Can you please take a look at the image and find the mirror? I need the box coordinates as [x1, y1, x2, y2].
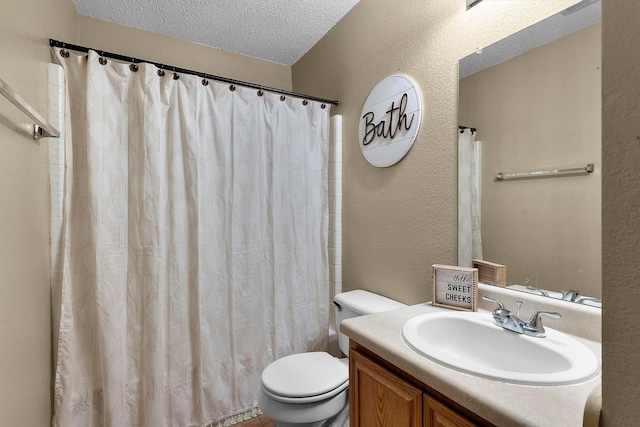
[457, 0, 601, 307]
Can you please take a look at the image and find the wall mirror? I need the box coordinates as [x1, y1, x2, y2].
[457, 0, 601, 307]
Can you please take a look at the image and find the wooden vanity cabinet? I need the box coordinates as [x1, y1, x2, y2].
[423, 393, 479, 427]
[349, 342, 492, 427]
[349, 344, 422, 427]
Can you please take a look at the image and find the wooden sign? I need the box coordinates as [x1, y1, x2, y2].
[359, 74, 422, 167]
[432, 265, 478, 311]
[473, 259, 506, 287]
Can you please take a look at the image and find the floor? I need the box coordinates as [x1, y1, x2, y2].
[235, 414, 275, 427]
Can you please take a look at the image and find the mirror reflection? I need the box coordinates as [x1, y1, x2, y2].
[457, 0, 601, 307]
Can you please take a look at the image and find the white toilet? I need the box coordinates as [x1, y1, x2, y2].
[258, 290, 406, 427]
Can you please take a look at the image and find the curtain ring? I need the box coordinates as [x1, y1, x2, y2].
[173, 73, 180, 80]
[302, 100, 308, 106]
[98, 57, 108, 65]
[257, 89, 264, 97]
[129, 64, 139, 72]
[59, 49, 70, 58]
[202, 79, 209, 86]
[280, 95, 286, 102]
[229, 85, 236, 91]
[321, 103, 326, 109]
[157, 69, 165, 77]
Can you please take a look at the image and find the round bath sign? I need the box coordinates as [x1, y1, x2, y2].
[359, 74, 422, 167]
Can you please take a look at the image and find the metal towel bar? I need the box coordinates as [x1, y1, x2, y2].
[0, 77, 60, 140]
[496, 164, 594, 181]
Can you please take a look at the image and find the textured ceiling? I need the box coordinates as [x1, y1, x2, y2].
[460, 0, 601, 78]
[72, 0, 360, 66]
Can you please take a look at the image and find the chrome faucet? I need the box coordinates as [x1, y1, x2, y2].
[561, 289, 580, 302]
[482, 296, 561, 338]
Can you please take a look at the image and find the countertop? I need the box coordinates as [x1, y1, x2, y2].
[341, 298, 601, 426]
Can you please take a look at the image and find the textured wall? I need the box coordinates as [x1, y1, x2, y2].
[292, 0, 577, 305]
[0, 0, 77, 425]
[602, 0, 640, 424]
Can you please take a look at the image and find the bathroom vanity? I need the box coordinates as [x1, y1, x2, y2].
[350, 342, 488, 426]
[341, 286, 602, 426]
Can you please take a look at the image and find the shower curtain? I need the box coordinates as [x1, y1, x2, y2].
[458, 128, 483, 267]
[51, 49, 330, 427]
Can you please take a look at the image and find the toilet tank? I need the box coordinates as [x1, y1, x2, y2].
[333, 290, 406, 356]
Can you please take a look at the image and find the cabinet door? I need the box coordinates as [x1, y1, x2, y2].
[350, 349, 422, 427]
[424, 393, 478, 427]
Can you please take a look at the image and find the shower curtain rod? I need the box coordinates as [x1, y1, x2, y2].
[49, 39, 339, 106]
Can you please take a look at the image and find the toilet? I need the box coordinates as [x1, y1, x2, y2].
[258, 290, 406, 427]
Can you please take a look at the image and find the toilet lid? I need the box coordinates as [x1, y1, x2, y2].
[261, 352, 348, 399]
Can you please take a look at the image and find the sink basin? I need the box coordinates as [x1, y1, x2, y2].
[401, 311, 599, 386]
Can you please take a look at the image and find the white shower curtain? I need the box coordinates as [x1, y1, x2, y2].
[458, 128, 483, 267]
[51, 49, 330, 427]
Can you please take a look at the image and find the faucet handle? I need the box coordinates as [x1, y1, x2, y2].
[562, 289, 580, 302]
[524, 311, 562, 338]
[482, 295, 505, 309]
[482, 296, 510, 321]
[526, 285, 550, 297]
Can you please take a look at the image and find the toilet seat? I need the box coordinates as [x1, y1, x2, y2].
[261, 352, 349, 404]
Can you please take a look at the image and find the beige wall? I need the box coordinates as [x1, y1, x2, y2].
[0, 1, 77, 425]
[77, 16, 292, 91]
[459, 24, 601, 298]
[292, 0, 579, 305]
[602, 0, 640, 424]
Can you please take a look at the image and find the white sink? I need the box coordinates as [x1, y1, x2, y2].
[401, 311, 599, 386]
